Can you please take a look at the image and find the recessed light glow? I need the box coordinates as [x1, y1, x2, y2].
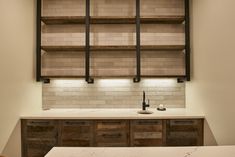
[142, 79, 177, 86]
[52, 79, 85, 87]
[97, 79, 132, 87]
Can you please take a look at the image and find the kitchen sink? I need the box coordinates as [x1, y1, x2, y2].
[137, 110, 153, 114]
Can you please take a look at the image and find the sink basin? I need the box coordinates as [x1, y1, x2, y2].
[137, 110, 153, 114]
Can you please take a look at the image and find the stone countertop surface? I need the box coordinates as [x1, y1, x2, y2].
[21, 108, 204, 119]
[45, 146, 235, 157]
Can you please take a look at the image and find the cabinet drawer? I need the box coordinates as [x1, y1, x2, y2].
[168, 120, 200, 132]
[130, 120, 164, 146]
[96, 120, 128, 131]
[60, 120, 93, 146]
[166, 138, 198, 146]
[132, 120, 162, 132]
[166, 119, 204, 146]
[95, 120, 129, 146]
[22, 120, 58, 157]
[25, 120, 58, 139]
[26, 139, 56, 157]
[96, 131, 128, 146]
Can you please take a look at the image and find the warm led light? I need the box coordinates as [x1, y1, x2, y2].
[97, 79, 132, 87]
[50, 78, 179, 87]
[142, 79, 177, 87]
[52, 79, 85, 87]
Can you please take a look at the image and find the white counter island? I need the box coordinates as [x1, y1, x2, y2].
[45, 146, 235, 157]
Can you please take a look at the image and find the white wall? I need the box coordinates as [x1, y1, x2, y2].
[0, 0, 42, 154]
[1, 0, 235, 156]
[186, 0, 235, 145]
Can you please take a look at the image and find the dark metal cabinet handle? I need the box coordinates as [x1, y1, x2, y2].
[28, 121, 50, 125]
[137, 121, 161, 125]
[102, 133, 122, 138]
[172, 120, 196, 125]
[100, 121, 122, 125]
[65, 121, 87, 125]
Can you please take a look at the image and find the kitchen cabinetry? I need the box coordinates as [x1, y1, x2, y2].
[37, 0, 190, 83]
[58, 120, 94, 146]
[130, 120, 165, 146]
[166, 119, 204, 146]
[21, 118, 203, 157]
[21, 120, 58, 157]
[95, 120, 129, 146]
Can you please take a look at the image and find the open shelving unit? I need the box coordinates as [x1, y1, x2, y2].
[37, 0, 190, 83]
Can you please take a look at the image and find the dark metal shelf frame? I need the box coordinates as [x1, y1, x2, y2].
[36, 0, 41, 82]
[185, 0, 191, 81]
[133, 0, 141, 83]
[36, 0, 191, 83]
[85, 0, 94, 83]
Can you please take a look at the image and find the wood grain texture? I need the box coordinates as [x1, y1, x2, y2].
[41, 45, 185, 51]
[94, 120, 129, 147]
[59, 120, 94, 146]
[21, 118, 204, 157]
[21, 120, 58, 157]
[130, 120, 165, 146]
[41, 16, 185, 25]
[166, 119, 204, 146]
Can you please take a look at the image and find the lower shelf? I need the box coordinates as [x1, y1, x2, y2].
[41, 50, 185, 78]
[41, 45, 185, 52]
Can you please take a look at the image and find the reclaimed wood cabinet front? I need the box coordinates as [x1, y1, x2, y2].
[166, 119, 204, 146]
[21, 118, 203, 157]
[95, 120, 129, 147]
[130, 120, 165, 146]
[21, 120, 58, 157]
[58, 120, 94, 146]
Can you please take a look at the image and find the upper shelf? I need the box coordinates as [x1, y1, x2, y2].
[41, 16, 185, 25]
[41, 45, 185, 51]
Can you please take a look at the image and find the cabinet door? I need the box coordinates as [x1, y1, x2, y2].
[166, 119, 204, 146]
[95, 120, 129, 147]
[21, 120, 58, 157]
[59, 120, 94, 146]
[130, 120, 165, 146]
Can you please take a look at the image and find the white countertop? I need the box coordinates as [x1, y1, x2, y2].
[45, 146, 235, 157]
[21, 108, 204, 119]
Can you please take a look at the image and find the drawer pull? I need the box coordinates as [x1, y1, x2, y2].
[102, 133, 122, 138]
[28, 121, 50, 125]
[100, 121, 122, 125]
[65, 121, 87, 125]
[137, 121, 161, 125]
[171, 120, 196, 125]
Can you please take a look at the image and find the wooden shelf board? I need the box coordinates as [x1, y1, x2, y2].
[41, 16, 85, 25]
[141, 15, 185, 24]
[141, 75, 186, 78]
[41, 45, 185, 52]
[41, 75, 186, 79]
[41, 76, 84, 78]
[41, 46, 85, 51]
[41, 16, 185, 25]
[91, 16, 135, 24]
[141, 45, 185, 51]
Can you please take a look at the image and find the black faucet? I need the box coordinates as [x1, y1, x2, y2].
[142, 91, 150, 111]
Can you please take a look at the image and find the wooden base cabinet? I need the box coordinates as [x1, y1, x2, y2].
[21, 118, 204, 157]
[166, 119, 204, 146]
[21, 120, 58, 157]
[130, 120, 165, 146]
[95, 120, 129, 147]
[59, 120, 94, 146]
